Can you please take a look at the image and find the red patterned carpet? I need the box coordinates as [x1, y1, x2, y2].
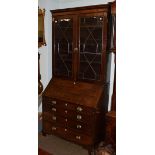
[38, 147, 53, 155]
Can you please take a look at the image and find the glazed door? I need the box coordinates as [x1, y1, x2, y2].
[78, 13, 107, 82]
[53, 16, 74, 78]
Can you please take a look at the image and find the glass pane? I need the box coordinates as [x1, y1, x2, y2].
[78, 16, 103, 81]
[54, 18, 73, 78]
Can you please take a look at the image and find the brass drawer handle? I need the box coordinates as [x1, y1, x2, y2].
[65, 110, 68, 114]
[65, 103, 68, 107]
[77, 115, 82, 120]
[65, 118, 68, 122]
[52, 116, 56, 121]
[52, 101, 56, 104]
[52, 126, 56, 131]
[64, 128, 67, 132]
[76, 136, 81, 140]
[77, 125, 82, 129]
[74, 47, 78, 52]
[77, 106, 83, 112]
[52, 108, 56, 112]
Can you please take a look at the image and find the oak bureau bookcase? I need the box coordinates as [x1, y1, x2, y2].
[42, 4, 111, 155]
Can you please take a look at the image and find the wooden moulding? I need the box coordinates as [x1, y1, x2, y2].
[50, 4, 109, 15]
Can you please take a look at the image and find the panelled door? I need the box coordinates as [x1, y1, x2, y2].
[52, 9, 108, 83]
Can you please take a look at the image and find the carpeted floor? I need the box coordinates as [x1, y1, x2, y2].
[38, 133, 88, 155]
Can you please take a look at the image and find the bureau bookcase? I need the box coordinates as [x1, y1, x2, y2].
[42, 4, 110, 155]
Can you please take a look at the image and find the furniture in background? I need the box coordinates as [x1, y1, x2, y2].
[38, 8, 45, 133]
[105, 1, 116, 152]
[38, 8, 45, 95]
[42, 2, 116, 154]
[38, 49, 43, 133]
[38, 53, 43, 95]
[105, 111, 116, 151]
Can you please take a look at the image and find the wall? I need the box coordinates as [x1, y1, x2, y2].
[38, 0, 115, 111]
[58, 0, 114, 9]
[38, 0, 59, 90]
[38, 0, 59, 111]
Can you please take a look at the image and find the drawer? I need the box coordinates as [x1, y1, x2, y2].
[43, 97, 95, 115]
[42, 112, 52, 121]
[43, 97, 58, 106]
[50, 124, 93, 145]
[50, 115, 93, 135]
[51, 108, 95, 124]
[43, 105, 95, 125]
[42, 102, 95, 124]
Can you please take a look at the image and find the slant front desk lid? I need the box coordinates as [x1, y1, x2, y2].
[43, 78, 104, 108]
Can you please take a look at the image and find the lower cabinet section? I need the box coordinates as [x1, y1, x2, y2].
[43, 122, 93, 145]
[42, 78, 107, 155]
[42, 105, 103, 146]
[42, 97, 105, 147]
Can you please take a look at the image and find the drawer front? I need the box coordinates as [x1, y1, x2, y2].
[43, 97, 95, 115]
[51, 108, 94, 124]
[43, 112, 52, 121]
[42, 97, 99, 141]
[50, 124, 93, 145]
[43, 103, 95, 124]
[50, 115, 93, 135]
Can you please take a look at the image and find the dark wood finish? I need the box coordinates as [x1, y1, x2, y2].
[38, 53, 43, 94]
[51, 4, 109, 83]
[42, 78, 107, 154]
[111, 1, 116, 15]
[108, 1, 116, 53]
[105, 1, 116, 153]
[43, 78, 104, 108]
[51, 4, 109, 15]
[105, 111, 116, 150]
[42, 4, 112, 155]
